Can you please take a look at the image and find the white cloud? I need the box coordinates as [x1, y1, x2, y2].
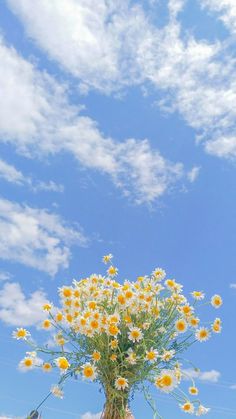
[0, 159, 25, 184]
[183, 368, 221, 383]
[0, 197, 87, 275]
[0, 271, 12, 281]
[81, 413, 102, 419]
[6, 0, 147, 94]
[201, 0, 236, 34]
[0, 158, 64, 193]
[0, 282, 47, 326]
[230, 283, 236, 289]
[187, 166, 201, 183]
[230, 384, 236, 390]
[7, 0, 236, 163]
[0, 36, 190, 204]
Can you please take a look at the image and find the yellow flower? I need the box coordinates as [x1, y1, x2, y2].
[212, 318, 222, 333]
[175, 319, 187, 333]
[82, 363, 97, 380]
[108, 323, 119, 336]
[19, 357, 34, 371]
[42, 319, 52, 330]
[189, 386, 198, 395]
[115, 376, 129, 391]
[88, 301, 97, 310]
[191, 291, 205, 301]
[155, 370, 178, 393]
[43, 303, 52, 311]
[92, 351, 101, 362]
[146, 348, 158, 363]
[189, 317, 199, 328]
[180, 402, 194, 413]
[12, 328, 30, 340]
[42, 363, 52, 373]
[110, 354, 117, 362]
[128, 327, 143, 342]
[55, 312, 63, 322]
[110, 339, 118, 349]
[55, 357, 70, 371]
[211, 295, 223, 308]
[107, 266, 118, 276]
[102, 254, 113, 264]
[195, 327, 210, 342]
[60, 286, 73, 298]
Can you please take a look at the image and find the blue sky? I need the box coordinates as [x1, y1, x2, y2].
[0, 0, 236, 418]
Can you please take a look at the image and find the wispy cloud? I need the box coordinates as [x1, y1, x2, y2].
[81, 413, 102, 419]
[183, 368, 221, 383]
[0, 271, 12, 281]
[230, 283, 236, 289]
[201, 0, 236, 34]
[6, 0, 236, 163]
[0, 35, 191, 204]
[0, 158, 63, 193]
[0, 197, 87, 275]
[0, 282, 47, 326]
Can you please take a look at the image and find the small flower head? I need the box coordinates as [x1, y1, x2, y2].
[102, 254, 113, 264]
[115, 376, 129, 391]
[43, 303, 53, 311]
[211, 294, 222, 308]
[12, 328, 30, 340]
[82, 363, 97, 380]
[19, 357, 34, 371]
[189, 386, 198, 395]
[107, 266, 118, 277]
[42, 363, 52, 373]
[55, 357, 70, 371]
[92, 351, 101, 362]
[42, 319, 52, 330]
[155, 370, 178, 393]
[175, 319, 187, 333]
[152, 268, 166, 281]
[195, 327, 210, 342]
[191, 291, 205, 301]
[51, 385, 64, 399]
[180, 402, 194, 414]
[196, 405, 210, 416]
[146, 348, 159, 363]
[128, 327, 143, 342]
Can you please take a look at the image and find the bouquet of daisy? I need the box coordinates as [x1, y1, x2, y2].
[13, 255, 222, 418]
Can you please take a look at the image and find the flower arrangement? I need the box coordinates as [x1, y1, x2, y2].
[13, 255, 222, 418]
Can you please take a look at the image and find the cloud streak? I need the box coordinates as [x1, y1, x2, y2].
[0, 197, 87, 275]
[0, 35, 191, 204]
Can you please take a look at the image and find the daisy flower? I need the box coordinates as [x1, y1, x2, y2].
[152, 268, 166, 281]
[189, 386, 198, 395]
[82, 363, 97, 380]
[196, 405, 210, 416]
[12, 328, 30, 340]
[195, 328, 210, 342]
[155, 370, 178, 393]
[211, 295, 222, 308]
[175, 319, 187, 333]
[102, 254, 113, 264]
[42, 363, 52, 373]
[128, 327, 143, 343]
[19, 357, 34, 371]
[146, 348, 159, 363]
[107, 266, 118, 277]
[191, 291, 205, 301]
[180, 402, 194, 414]
[51, 385, 64, 399]
[115, 376, 129, 391]
[55, 357, 70, 371]
[92, 351, 101, 362]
